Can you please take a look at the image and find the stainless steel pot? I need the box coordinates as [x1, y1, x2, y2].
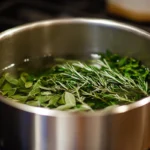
[0, 18, 150, 150]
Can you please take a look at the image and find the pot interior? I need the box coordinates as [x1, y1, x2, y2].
[0, 19, 150, 71]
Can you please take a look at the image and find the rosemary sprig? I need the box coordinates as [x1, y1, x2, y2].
[0, 51, 149, 111]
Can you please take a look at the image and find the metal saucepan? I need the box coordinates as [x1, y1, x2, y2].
[0, 18, 150, 150]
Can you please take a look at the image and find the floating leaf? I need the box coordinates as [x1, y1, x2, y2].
[39, 86, 52, 90]
[2, 83, 16, 96]
[65, 92, 76, 106]
[0, 76, 5, 87]
[47, 95, 60, 107]
[28, 88, 40, 97]
[2, 83, 12, 91]
[18, 78, 25, 88]
[58, 93, 65, 105]
[28, 80, 41, 97]
[20, 72, 28, 83]
[41, 91, 52, 96]
[11, 95, 28, 102]
[69, 104, 92, 112]
[7, 88, 17, 96]
[26, 100, 39, 106]
[35, 95, 50, 103]
[25, 82, 33, 88]
[4, 73, 18, 85]
[56, 92, 76, 110]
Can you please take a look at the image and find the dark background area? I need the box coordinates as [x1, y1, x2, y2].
[0, 0, 105, 31]
[0, 0, 150, 32]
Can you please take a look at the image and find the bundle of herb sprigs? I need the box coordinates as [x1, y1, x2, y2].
[0, 51, 150, 112]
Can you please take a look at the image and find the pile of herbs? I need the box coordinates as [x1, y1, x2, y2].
[0, 51, 150, 112]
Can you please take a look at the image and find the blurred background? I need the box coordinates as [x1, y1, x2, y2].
[0, 0, 150, 32]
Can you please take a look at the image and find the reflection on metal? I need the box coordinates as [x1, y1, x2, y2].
[2, 63, 15, 71]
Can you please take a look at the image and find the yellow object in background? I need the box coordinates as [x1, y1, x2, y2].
[107, 0, 150, 22]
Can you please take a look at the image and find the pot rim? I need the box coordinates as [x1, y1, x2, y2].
[0, 18, 150, 117]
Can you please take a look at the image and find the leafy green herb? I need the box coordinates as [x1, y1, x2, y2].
[2, 83, 16, 96]
[11, 95, 28, 103]
[56, 92, 76, 110]
[46, 95, 60, 107]
[0, 51, 150, 111]
[25, 82, 33, 88]
[4, 73, 18, 85]
[0, 76, 5, 87]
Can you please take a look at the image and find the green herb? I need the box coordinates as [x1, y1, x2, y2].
[0, 51, 149, 111]
[4, 73, 18, 85]
[56, 92, 76, 110]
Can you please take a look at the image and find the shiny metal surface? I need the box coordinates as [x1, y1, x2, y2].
[0, 18, 150, 150]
